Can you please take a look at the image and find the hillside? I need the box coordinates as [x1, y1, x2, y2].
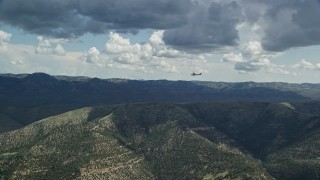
[1, 73, 318, 133]
[1, 102, 320, 179]
[0, 104, 82, 133]
[0, 73, 312, 109]
[0, 113, 22, 133]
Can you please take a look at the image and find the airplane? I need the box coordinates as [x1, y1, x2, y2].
[191, 72, 202, 76]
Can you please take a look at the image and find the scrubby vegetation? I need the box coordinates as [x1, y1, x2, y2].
[1, 102, 319, 179]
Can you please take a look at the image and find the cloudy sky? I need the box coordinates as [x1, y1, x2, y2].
[1, 0, 320, 82]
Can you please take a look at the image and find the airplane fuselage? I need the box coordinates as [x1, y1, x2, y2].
[191, 73, 202, 76]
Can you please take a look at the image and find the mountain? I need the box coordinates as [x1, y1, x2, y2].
[0, 103, 271, 179]
[1, 73, 320, 179]
[0, 104, 83, 133]
[1, 72, 319, 133]
[1, 102, 320, 179]
[0, 73, 313, 108]
[0, 113, 22, 133]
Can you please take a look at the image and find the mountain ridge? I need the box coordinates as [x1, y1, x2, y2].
[1, 73, 320, 179]
[1, 102, 320, 179]
[0, 73, 313, 107]
[1, 72, 316, 133]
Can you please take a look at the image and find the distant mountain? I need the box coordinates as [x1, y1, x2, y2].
[0, 113, 22, 133]
[2, 72, 320, 133]
[0, 73, 315, 106]
[1, 102, 319, 179]
[0, 73, 313, 108]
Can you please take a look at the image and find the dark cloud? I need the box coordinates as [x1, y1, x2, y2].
[0, 0, 192, 38]
[77, 0, 192, 29]
[163, 1, 241, 50]
[2, 0, 320, 52]
[242, 0, 320, 51]
[0, 0, 84, 37]
[0, 0, 242, 51]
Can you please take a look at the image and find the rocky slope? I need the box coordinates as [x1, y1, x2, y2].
[1, 102, 320, 179]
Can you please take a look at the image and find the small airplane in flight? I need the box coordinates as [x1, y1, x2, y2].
[191, 72, 202, 76]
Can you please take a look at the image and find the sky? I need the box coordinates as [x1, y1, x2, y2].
[0, 0, 320, 83]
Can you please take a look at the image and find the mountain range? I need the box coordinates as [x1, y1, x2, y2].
[1, 72, 319, 109]
[0, 73, 320, 179]
[1, 72, 320, 133]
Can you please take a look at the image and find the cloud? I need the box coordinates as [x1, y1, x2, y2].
[106, 32, 142, 55]
[222, 41, 266, 66]
[151, 60, 179, 73]
[10, 59, 24, 65]
[292, 59, 320, 71]
[0, 0, 244, 51]
[223, 41, 289, 74]
[104, 31, 192, 73]
[234, 58, 269, 73]
[2, 0, 320, 52]
[0, 42, 93, 76]
[265, 64, 290, 75]
[82, 31, 207, 73]
[222, 52, 244, 63]
[0, 30, 12, 47]
[241, 0, 320, 51]
[35, 36, 67, 56]
[0, 0, 192, 37]
[80, 47, 100, 63]
[163, 1, 241, 51]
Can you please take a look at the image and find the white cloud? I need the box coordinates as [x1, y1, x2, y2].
[292, 59, 320, 71]
[80, 47, 100, 63]
[222, 41, 289, 74]
[106, 32, 141, 54]
[35, 36, 67, 56]
[0, 30, 12, 49]
[265, 63, 290, 75]
[0, 42, 92, 76]
[222, 52, 244, 63]
[242, 41, 263, 58]
[149, 31, 185, 59]
[235, 58, 270, 72]
[103, 31, 206, 73]
[152, 60, 179, 73]
[80, 47, 113, 68]
[10, 59, 24, 65]
[116, 64, 148, 73]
